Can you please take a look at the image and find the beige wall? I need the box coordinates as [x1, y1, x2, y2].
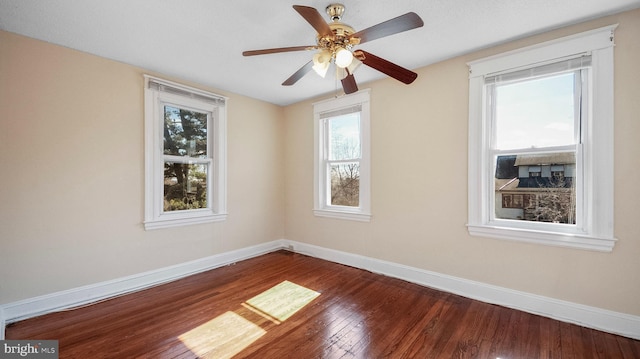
[284, 9, 640, 316]
[0, 31, 285, 304]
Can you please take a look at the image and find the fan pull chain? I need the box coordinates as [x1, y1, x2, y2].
[335, 65, 341, 98]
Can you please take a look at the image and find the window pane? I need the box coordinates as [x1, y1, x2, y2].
[164, 162, 208, 211]
[495, 153, 575, 224]
[330, 163, 359, 207]
[164, 106, 208, 158]
[494, 72, 576, 150]
[328, 113, 360, 160]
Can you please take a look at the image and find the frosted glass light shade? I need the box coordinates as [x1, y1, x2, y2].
[335, 48, 353, 68]
[313, 51, 332, 77]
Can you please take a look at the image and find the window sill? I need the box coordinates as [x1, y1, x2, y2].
[144, 213, 227, 230]
[467, 224, 616, 252]
[314, 209, 371, 222]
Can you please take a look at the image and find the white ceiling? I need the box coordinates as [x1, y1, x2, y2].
[1, 0, 638, 106]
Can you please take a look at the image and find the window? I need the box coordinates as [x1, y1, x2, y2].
[467, 25, 617, 251]
[314, 90, 371, 221]
[144, 75, 227, 230]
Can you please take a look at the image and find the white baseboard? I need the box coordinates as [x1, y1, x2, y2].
[284, 239, 640, 340]
[2, 238, 638, 341]
[1, 240, 286, 339]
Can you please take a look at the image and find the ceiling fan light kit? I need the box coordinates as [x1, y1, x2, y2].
[243, 3, 424, 95]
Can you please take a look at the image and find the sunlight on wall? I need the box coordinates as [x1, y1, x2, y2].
[178, 280, 320, 358]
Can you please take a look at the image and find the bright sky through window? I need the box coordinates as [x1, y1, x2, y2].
[329, 113, 361, 160]
[495, 72, 576, 150]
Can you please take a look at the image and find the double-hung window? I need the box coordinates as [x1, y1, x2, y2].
[488, 58, 586, 226]
[144, 76, 227, 230]
[467, 25, 617, 251]
[314, 90, 371, 222]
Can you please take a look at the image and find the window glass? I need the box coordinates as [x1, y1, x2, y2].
[492, 71, 579, 225]
[163, 163, 208, 212]
[330, 162, 360, 206]
[327, 113, 361, 208]
[494, 72, 576, 150]
[328, 113, 361, 160]
[495, 153, 576, 224]
[163, 106, 208, 158]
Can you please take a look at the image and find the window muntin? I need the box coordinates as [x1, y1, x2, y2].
[144, 75, 227, 230]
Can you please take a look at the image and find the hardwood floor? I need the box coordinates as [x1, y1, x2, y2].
[6, 250, 640, 358]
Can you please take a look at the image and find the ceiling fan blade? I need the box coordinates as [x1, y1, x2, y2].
[341, 69, 359, 94]
[282, 60, 314, 86]
[354, 50, 418, 84]
[350, 12, 424, 44]
[293, 5, 333, 37]
[243, 46, 315, 56]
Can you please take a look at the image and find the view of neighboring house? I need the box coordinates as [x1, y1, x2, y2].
[495, 153, 576, 223]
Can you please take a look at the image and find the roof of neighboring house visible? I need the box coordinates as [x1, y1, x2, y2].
[495, 155, 518, 179]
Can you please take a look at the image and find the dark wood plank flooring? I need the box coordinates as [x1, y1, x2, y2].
[6, 250, 640, 358]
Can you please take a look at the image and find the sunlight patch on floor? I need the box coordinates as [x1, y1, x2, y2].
[178, 280, 320, 358]
[245, 280, 321, 322]
[178, 311, 266, 359]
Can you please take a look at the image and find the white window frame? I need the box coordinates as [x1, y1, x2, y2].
[466, 25, 617, 251]
[144, 75, 228, 230]
[313, 90, 371, 222]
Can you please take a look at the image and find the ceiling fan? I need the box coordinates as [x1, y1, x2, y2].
[242, 4, 424, 95]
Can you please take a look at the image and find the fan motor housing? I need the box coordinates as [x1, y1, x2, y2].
[317, 4, 359, 52]
[317, 24, 357, 52]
